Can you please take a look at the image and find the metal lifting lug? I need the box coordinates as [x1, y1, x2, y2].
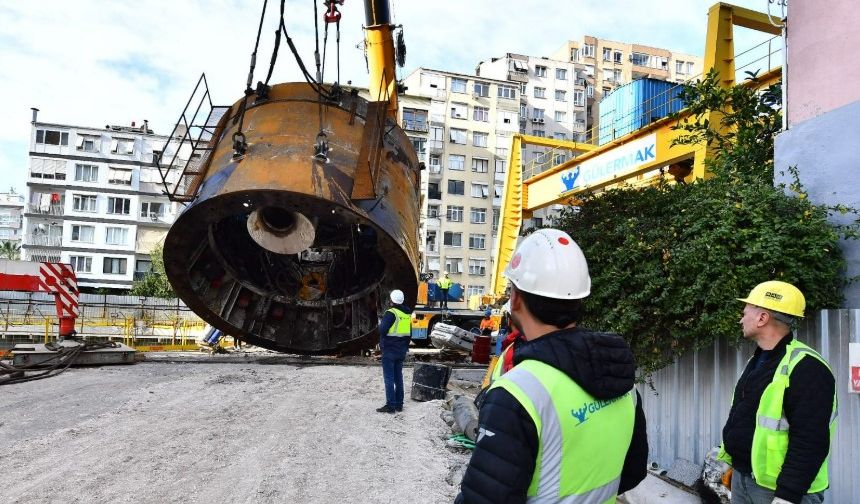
[254, 81, 271, 103]
[313, 132, 329, 161]
[232, 132, 248, 159]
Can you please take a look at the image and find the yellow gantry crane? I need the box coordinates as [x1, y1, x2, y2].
[490, 2, 784, 297]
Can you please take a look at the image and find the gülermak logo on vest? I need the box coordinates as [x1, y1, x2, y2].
[559, 134, 657, 193]
[570, 393, 629, 426]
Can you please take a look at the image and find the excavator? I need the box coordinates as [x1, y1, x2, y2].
[156, 0, 419, 354]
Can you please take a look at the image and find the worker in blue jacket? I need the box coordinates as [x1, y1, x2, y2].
[377, 289, 413, 413]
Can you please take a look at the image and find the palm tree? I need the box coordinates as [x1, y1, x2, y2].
[0, 240, 21, 260]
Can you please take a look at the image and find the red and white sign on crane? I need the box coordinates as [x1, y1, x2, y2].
[0, 259, 79, 336]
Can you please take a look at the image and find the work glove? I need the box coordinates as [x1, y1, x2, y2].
[721, 467, 733, 490]
[771, 499, 793, 504]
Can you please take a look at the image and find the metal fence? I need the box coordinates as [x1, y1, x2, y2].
[640, 309, 860, 502]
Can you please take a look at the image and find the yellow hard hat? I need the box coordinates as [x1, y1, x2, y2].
[737, 281, 805, 318]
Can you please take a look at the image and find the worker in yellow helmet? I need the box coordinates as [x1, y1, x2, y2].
[718, 281, 836, 504]
[456, 229, 647, 503]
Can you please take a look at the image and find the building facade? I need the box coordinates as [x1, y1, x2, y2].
[402, 69, 520, 302]
[551, 37, 702, 140]
[0, 190, 25, 251]
[23, 114, 182, 290]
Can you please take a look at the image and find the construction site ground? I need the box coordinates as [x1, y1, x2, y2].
[0, 352, 473, 503]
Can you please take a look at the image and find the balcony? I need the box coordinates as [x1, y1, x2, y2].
[428, 140, 444, 154]
[402, 119, 429, 133]
[23, 234, 62, 247]
[572, 121, 587, 133]
[493, 197, 501, 207]
[26, 203, 64, 216]
[425, 243, 440, 255]
[507, 70, 529, 83]
[494, 170, 506, 182]
[427, 190, 442, 201]
[427, 165, 442, 178]
[134, 271, 149, 281]
[425, 217, 441, 228]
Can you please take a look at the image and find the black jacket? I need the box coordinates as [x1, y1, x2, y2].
[721, 334, 835, 503]
[455, 328, 648, 504]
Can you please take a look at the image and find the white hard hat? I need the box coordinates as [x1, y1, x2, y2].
[503, 229, 591, 299]
[390, 289, 405, 304]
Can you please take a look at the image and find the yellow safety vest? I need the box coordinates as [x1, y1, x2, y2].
[385, 308, 412, 337]
[718, 339, 836, 493]
[489, 343, 514, 384]
[491, 359, 636, 503]
[438, 277, 452, 289]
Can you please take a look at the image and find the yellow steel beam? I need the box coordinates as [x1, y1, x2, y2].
[517, 134, 598, 153]
[365, 25, 398, 119]
[490, 135, 524, 297]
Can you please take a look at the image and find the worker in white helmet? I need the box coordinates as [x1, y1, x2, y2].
[456, 229, 648, 503]
[376, 289, 413, 413]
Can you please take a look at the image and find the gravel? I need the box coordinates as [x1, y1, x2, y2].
[0, 362, 471, 503]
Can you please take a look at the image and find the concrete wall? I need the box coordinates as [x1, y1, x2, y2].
[787, 0, 860, 126]
[775, 99, 860, 308]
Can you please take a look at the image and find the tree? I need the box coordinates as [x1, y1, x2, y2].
[0, 241, 21, 260]
[129, 243, 175, 298]
[552, 70, 857, 375]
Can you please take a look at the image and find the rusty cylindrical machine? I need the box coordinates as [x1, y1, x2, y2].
[163, 83, 420, 354]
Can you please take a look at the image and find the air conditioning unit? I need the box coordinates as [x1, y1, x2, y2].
[538, 118, 545, 124]
[454, 113, 463, 118]
[531, 118, 541, 123]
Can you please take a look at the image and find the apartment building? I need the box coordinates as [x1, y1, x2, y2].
[23, 113, 184, 290]
[551, 37, 703, 139]
[402, 69, 520, 302]
[0, 190, 25, 249]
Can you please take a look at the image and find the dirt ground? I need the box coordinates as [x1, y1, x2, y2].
[0, 361, 471, 503]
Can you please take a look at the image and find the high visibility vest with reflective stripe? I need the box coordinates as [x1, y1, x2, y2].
[385, 308, 412, 337]
[438, 278, 452, 289]
[750, 340, 836, 492]
[490, 343, 514, 384]
[490, 359, 636, 503]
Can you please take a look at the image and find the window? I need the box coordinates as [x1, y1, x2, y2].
[428, 182, 441, 199]
[71, 225, 95, 243]
[534, 87, 546, 99]
[451, 78, 467, 93]
[105, 227, 129, 245]
[445, 257, 464, 274]
[473, 106, 489, 122]
[586, 85, 594, 98]
[555, 68, 567, 80]
[466, 285, 485, 298]
[495, 146, 508, 159]
[468, 257, 487, 274]
[107, 197, 131, 215]
[603, 68, 615, 81]
[614, 69, 622, 84]
[554, 133, 567, 141]
[473, 132, 488, 148]
[533, 108, 545, 120]
[582, 44, 595, 58]
[492, 208, 500, 230]
[449, 128, 467, 144]
[472, 158, 489, 173]
[447, 180, 464, 195]
[446, 205, 464, 222]
[111, 138, 134, 155]
[72, 194, 97, 213]
[410, 136, 427, 157]
[108, 167, 132, 185]
[570, 48, 580, 62]
[494, 183, 504, 198]
[470, 207, 487, 224]
[495, 159, 506, 174]
[474, 82, 490, 97]
[402, 108, 428, 131]
[103, 257, 128, 275]
[534, 65, 548, 77]
[497, 110, 516, 125]
[428, 204, 440, 218]
[450, 103, 468, 119]
[448, 154, 465, 171]
[469, 235, 486, 251]
[69, 256, 92, 274]
[555, 111, 567, 122]
[36, 129, 69, 146]
[687, 62, 694, 75]
[603, 47, 612, 61]
[428, 155, 441, 173]
[73, 164, 98, 182]
[533, 217, 544, 227]
[584, 65, 595, 76]
[471, 182, 489, 198]
[573, 90, 585, 106]
[497, 85, 517, 100]
[135, 259, 152, 274]
[533, 129, 546, 137]
[555, 90, 567, 102]
[633, 52, 651, 67]
[614, 51, 623, 64]
[429, 126, 444, 150]
[75, 135, 99, 152]
[443, 231, 462, 247]
[422, 72, 447, 89]
[141, 201, 165, 219]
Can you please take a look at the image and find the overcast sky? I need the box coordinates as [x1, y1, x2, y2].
[0, 0, 783, 195]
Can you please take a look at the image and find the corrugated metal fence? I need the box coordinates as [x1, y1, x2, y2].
[640, 309, 860, 502]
